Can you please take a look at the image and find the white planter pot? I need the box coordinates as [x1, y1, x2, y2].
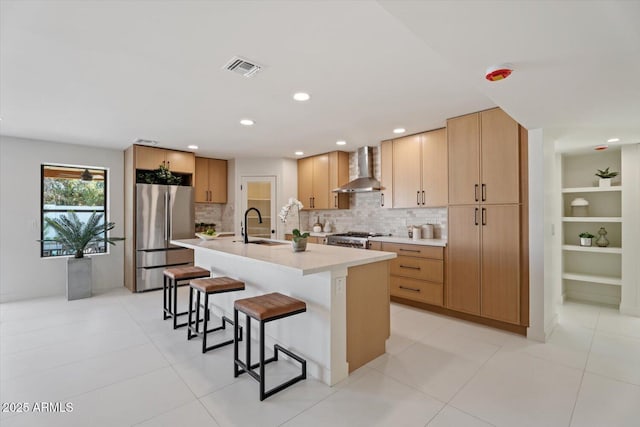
[599, 178, 612, 187]
[67, 257, 92, 300]
[579, 237, 593, 247]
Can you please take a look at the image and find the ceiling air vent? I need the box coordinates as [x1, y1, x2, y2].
[223, 56, 262, 77]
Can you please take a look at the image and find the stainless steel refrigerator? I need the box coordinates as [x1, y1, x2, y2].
[136, 184, 194, 291]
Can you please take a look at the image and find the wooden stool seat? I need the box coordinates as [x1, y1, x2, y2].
[187, 277, 245, 353]
[164, 266, 210, 281]
[234, 293, 306, 321]
[163, 266, 210, 329]
[190, 277, 245, 294]
[234, 292, 307, 400]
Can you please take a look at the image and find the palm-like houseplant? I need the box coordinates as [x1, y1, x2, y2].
[43, 212, 123, 299]
[44, 211, 122, 258]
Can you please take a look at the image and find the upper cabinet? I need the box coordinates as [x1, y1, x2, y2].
[298, 151, 349, 210]
[390, 128, 448, 209]
[448, 108, 519, 205]
[380, 140, 393, 209]
[194, 157, 227, 203]
[134, 145, 195, 175]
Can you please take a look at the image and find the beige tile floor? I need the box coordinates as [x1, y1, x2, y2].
[1, 288, 639, 426]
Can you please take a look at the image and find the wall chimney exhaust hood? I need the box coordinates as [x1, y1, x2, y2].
[333, 146, 381, 193]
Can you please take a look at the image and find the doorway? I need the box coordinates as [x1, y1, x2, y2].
[240, 176, 277, 240]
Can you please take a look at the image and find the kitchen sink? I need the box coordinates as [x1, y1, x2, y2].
[234, 240, 288, 246]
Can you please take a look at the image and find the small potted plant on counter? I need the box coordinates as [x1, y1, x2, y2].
[291, 229, 311, 252]
[579, 232, 595, 247]
[595, 167, 618, 187]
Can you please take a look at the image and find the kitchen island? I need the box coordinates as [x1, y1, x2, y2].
[171, 237, 396, 385]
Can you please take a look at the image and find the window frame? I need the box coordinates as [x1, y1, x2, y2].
[40, 164, 109, 258]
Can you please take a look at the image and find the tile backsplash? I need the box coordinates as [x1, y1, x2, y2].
[195, 203, 234, 232]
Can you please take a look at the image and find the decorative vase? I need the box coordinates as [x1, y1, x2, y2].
[596, 227, 610, 247]
[599, 178, 612, 188]
[292, 238, 308, 252]
[67, 257, 92, 300]
[579, 237, 592, 247]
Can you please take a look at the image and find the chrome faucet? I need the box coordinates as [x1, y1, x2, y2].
[243, 207, 263, 244]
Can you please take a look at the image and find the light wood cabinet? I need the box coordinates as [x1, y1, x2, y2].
[298, 151, 349, 210]
[379, 140, 393, 208]
[448, 108, 519, 206]
[391, 128, 448, 208]
[284, 234, 322, 244]
[134, 145, 195, 174]
[194, 157, 227, 203]
[446, 205, 521, 324]
[383, 242, 444, 307]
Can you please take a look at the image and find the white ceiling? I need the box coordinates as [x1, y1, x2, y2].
[1, 0, 639, 158]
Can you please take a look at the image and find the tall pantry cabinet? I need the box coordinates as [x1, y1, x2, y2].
[447, 108, 528, 326]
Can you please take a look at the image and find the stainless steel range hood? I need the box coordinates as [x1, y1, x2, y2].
[333, 146, 381, 193]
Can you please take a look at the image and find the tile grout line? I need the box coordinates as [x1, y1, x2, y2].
[566, 306, 600, 427]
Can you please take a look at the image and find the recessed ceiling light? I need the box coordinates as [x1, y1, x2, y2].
[188, 145, 198, 150]
[294, 151, 304, 156]
[293, 92, 311, 101]
[336, 140, 347, 146]
[607, 138, 620, 143]
[393, 128, 406, 134]
[240, 119, 255, 126]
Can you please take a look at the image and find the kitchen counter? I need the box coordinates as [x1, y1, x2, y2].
[172, 237, 395, 275]
[171, 237, 396, 385]
[369, 236, 447, 247]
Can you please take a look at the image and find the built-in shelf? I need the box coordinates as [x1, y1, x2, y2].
[562, 272, 622, 286]
[562, 217, 622, 223]
[562, 245, 622, 254]
[562, 186, 622, 193]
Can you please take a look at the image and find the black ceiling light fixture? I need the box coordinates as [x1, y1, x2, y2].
[80, 168, 93, 181]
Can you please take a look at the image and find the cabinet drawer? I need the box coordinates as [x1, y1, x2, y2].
[390, 276, 443, 306]
[390, 256, 443, 282]
[382, 243, 443, 260]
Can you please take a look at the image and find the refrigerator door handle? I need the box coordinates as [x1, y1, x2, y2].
[164, 192, 169, 243]
[167, 192, 172, 242]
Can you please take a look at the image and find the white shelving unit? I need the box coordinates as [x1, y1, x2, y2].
[561, 149, 622, 307]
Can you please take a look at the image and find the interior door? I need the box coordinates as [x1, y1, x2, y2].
[241, 176, 277, 240]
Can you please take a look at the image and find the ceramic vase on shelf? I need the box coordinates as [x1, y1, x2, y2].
[596, 227, 610, 247]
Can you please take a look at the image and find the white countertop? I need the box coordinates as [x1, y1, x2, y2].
[171, 237, 396, 275]
[369, 236, 447, 247]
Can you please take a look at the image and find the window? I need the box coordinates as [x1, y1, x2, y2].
[41, 165, 108, 257]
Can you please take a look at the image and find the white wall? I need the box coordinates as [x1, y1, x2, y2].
[233, 157, 297, 240]
[621, 144, 640, 316]
[0, 136, 124, 302]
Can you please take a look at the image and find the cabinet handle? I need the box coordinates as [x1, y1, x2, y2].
[399, 285, 421, 293]
[334, 195, 338, 208]
[309, 197, 313, 209]
[482, 207, 487, 226]
[422, 190, 425, 205]
[474, 184, 479, 202]
[312, 196, 315, 208]
[167, 160, 170, 170]
[417, 190, 420, 205]
[474, 207, 479, 226]
[482, 184, 486, 202]
[208, 190, 211, 202]
[380, 193, 384, 207]
[400, 265, 421, 270]
[399, 248, 420, 253]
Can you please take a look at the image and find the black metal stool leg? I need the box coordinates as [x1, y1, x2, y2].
[259, 320, 266, 401]
[187, 287, 195, 340]
[234, 308, 241, 377]
[202, 293, 209, 352]
[163, 275, 169, 320]
[195, 290, 201, 333]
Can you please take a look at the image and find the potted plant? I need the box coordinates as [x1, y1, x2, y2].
[43, 212, 123, 300]
[579, 232, 595, 247]
[595, 167, 618, 187]
[291, 229, 311, 252]
[279, 197, 310, 252]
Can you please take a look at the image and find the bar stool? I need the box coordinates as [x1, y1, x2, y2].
[187, 277, 245, 353]
[163, 266, 210, 329]
[233, 292, 307, 401]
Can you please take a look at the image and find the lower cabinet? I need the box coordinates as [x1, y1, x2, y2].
[284, 234, 323, 244]
[382, 242, 444, 307]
